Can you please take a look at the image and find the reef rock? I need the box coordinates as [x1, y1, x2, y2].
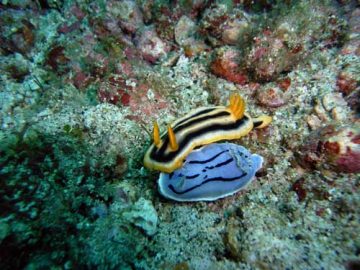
[211, 47, 248, 84]
[106, 0, 144, 34]
[175, 15, 197, 46]
[221, 17, 251, 45]
[137, 28, 170, 63]
[123, 198, 158, 236]
[200, 4, 252, 46]
[297, 124, 360, 173]
[245, 32, 303, 82]
[256, 87, 287, 108]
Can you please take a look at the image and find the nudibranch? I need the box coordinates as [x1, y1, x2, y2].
[144, 93, 271, 173]
[158, 143, 263, 201]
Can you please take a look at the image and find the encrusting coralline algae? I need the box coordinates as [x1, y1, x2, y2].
[0, 0, 359, 269]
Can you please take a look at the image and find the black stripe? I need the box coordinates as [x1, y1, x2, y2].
[174, 108, 215, 127]
[186, 174, 200, 179]
[173, 111, 230, 134]
[168, 172, 247, 195]
[185, 158, 233, 180]
[214, 157, 234, 168]
[150, 115, 250, 163]
[158, 110, 231, 152]
[253, 118, 263, 128]
[188, 150, 229, 164]
[203, 158, 234, 170]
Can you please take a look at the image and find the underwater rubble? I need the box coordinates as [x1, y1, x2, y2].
[0, 0, 359, 269]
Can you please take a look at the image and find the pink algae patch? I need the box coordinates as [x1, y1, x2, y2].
[336, 147, 360, 173]
[253, 47, 268, 60]
[351, 135, 360, 144]
[120, 92, 131, 106]
[211, 55, 248, 84]
[97, 73, 169, 121]
[128, 84, 168, 117]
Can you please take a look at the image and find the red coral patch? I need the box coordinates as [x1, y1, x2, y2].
[291, 178, 307, 202]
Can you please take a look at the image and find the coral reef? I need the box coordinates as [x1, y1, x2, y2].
[211, 47, 248, 84]
[0, 0, 359, 269]
[297, 124, 360, 173]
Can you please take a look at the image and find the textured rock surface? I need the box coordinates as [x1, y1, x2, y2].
[0, 1, 359, 269]
[123, 198, 158, 236]
[297, 124, 360, 173]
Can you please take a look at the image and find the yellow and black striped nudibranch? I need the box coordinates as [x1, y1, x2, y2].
[143, 93, 272, 173]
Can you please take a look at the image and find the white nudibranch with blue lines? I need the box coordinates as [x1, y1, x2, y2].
[158, 143, 263, 201]
[144, 93, 271, 201]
